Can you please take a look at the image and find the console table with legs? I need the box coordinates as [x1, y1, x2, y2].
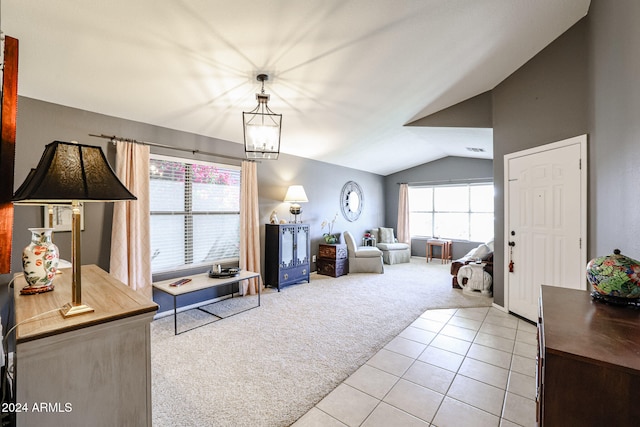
[153, 270, 261, 335]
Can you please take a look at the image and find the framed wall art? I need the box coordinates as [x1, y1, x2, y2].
[44, 204, 84, 231]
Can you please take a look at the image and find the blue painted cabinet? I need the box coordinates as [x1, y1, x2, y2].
[264, 224, 310, 291]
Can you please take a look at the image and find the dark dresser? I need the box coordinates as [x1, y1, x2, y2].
[537, 285, 640, 426]
[317, 243, 348, 277]
[264, 223, 310, 291]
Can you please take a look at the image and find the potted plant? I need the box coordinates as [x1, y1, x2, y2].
[321, 213, 339, 244]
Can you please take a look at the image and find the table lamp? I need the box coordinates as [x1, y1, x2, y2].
[13, 140, 136, 317]
[284, 185, 308, 223]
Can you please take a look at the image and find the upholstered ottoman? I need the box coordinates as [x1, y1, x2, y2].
[377, 242, 411, 264]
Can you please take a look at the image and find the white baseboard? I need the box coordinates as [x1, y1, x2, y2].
[492, 302, 508, 313]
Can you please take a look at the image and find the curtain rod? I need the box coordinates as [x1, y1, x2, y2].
[88, 133, 257, 163]
[398, 177, 493, 185]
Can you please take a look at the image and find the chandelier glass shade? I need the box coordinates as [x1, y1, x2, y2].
[243, 74, 282, 160]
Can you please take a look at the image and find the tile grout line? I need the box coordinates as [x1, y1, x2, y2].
[440, 308, 512, 424]
[304, 307, 539, 427]
[437, 308, 523, 425]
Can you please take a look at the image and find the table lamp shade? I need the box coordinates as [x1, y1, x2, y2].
[283, 185, 308, 203]
[12, 141, 136, 203]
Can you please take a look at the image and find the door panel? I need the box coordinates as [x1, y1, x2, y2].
[507, 139, 586, 322]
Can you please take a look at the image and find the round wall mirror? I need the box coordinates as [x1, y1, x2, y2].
[340, 181, 364, 221]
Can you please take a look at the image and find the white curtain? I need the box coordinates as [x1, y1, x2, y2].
[109, 140, 152, 299]
[239, 160, 261, 295]
[397, 183, 410, 245]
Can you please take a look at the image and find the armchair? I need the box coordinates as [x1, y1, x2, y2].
[343, 231, 384, 273]
[370, 227, 411, 264]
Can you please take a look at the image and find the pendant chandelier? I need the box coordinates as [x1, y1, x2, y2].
[243, 74, 282, 159]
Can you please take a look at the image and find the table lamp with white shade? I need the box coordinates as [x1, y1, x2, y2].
[284, 185, 308, 223]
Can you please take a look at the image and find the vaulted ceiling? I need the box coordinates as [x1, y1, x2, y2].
[2, 0, 590, 175]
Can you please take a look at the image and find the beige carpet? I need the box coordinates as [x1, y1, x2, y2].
[151, 257, 492, 426]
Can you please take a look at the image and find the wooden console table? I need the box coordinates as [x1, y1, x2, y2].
[153, 270, 261, 335]
[13, 265, 158, 427]
[426, 238, 452, 263]
[537, 285, 640, 426]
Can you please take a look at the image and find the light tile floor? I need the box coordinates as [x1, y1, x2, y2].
[293, 306, 537, 427]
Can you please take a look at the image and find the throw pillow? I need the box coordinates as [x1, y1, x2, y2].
[485, 240, 495, 252]
[370, 228, 380, 243]
[471, 244, 490, 260]
[463, 248, 477, 258]
[379, 227, 395, 244]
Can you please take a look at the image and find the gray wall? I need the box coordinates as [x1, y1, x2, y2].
[384, 156, 494, 259]
[491, 18, 589, 306]
[255, 153, 384, 274]
[492, 0, 640, 308]
[588, 0, 640, 259]
[1, 97, 384, 314]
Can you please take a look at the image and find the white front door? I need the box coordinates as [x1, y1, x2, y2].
[505, 135, 587, 322]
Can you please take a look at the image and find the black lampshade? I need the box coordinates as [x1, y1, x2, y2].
[12, 141, 136, 203]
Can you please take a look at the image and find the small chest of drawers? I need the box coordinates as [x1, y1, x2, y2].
[317, 243, 348, 277]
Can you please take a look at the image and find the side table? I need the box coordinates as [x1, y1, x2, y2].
[457, 262, 493, 296]
[362, 236, 376, 247]
[317, 243, 348, 277]
[427, 238, 452, 264]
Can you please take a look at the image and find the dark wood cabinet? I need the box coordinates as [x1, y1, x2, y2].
[317, 243, 348, 278]
[537, 285, 640, 427]
[264, 224, 310, 291]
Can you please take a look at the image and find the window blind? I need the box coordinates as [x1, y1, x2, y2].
[149, 154, 241, 273]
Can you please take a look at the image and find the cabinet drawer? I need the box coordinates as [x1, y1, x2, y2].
[280, 265, 309, 285]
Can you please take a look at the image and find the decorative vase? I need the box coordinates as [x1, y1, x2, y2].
[21, 228, 59, 295]
[586, 249, 640, 304]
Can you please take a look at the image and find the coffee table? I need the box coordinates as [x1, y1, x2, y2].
[153, 270, 261, 334]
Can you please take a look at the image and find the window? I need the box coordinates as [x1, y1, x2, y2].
[149, 154, 241, 274]
[409, 183, 494, 242]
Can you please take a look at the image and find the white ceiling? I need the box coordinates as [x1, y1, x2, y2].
[1, 0, 590, 175]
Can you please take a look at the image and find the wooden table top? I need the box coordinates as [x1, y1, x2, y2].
[14, 265, 158, 343]
[153, 270, 260, 296]
[427, 238, 452, 244]
[541, 285, 640, 373]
